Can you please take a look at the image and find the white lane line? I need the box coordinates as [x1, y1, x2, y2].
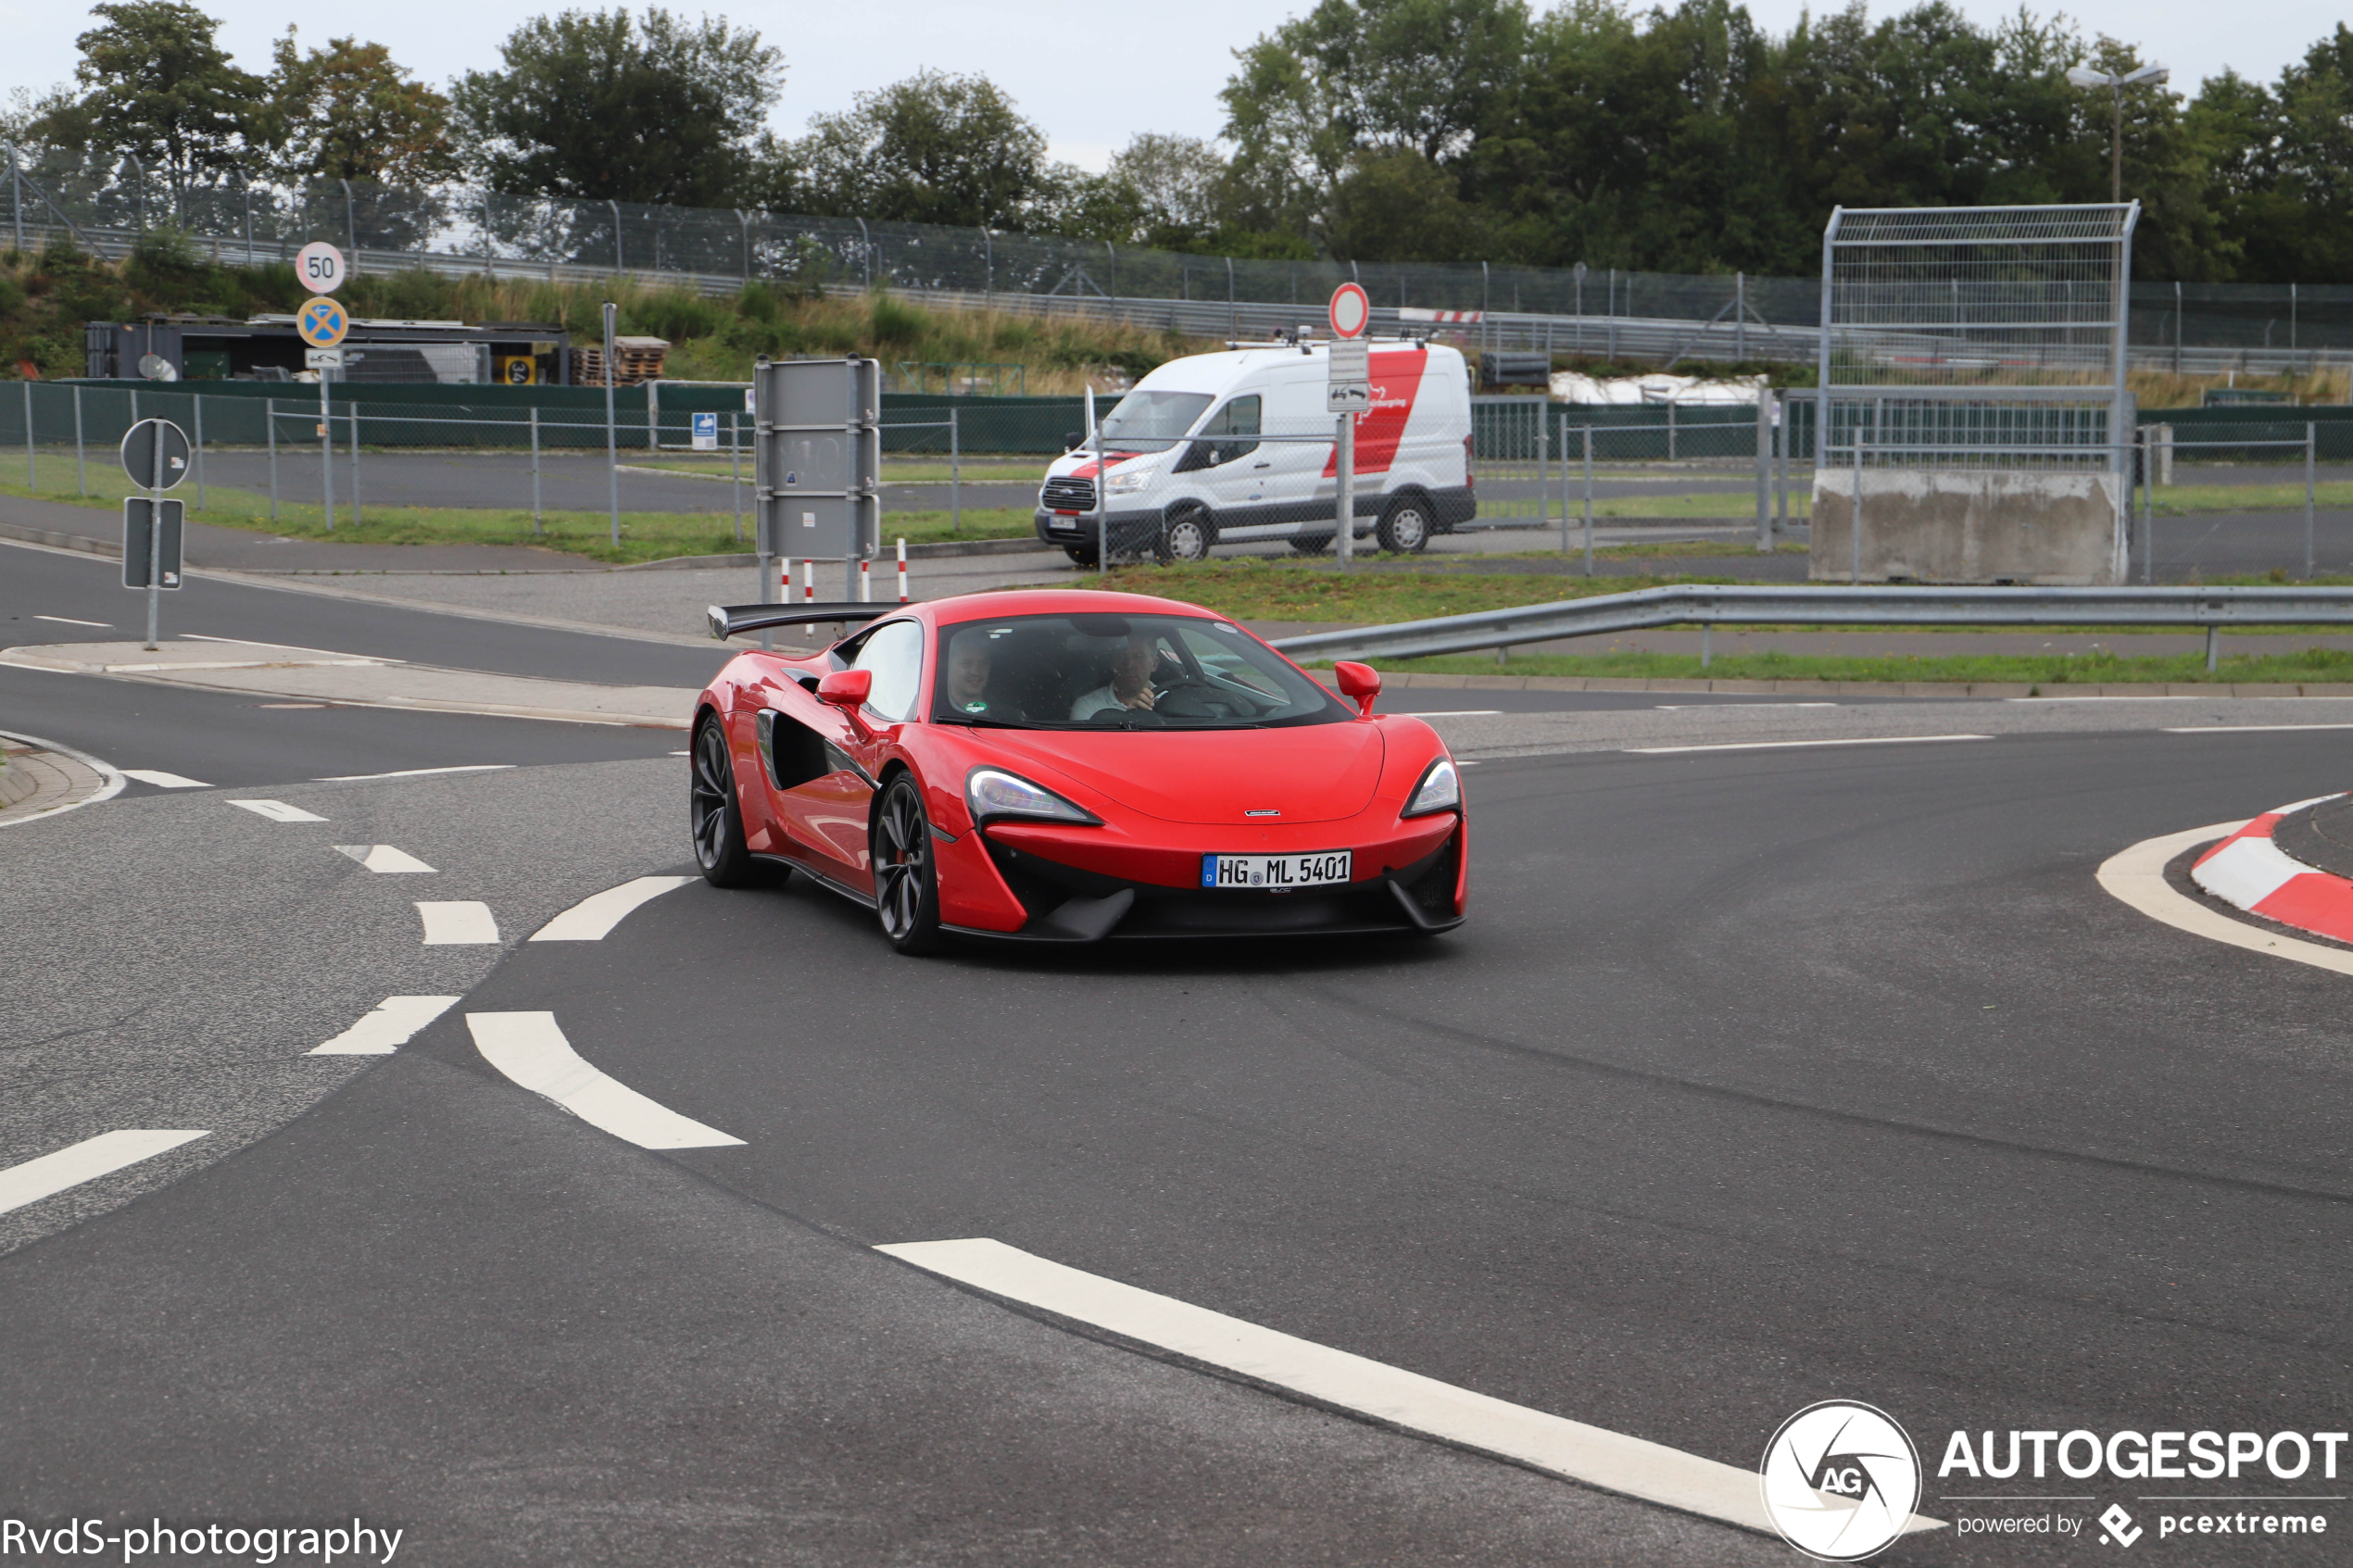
[465, 1011, 743, 1149]
[120, 769, 209, 789]
[334, 844, 437, 873]
[2007, 695, 2206, 703]
[877, 1238, 1943, 1542]
[227, 798, 327, 822]
[33, 614, 110, 628]
[314, 764, 516, 782]
[2097, 821, 2353, 978]
[418, 900, 498, 945]
[1655, 702, 1837, 709]
[310, 996, 461, 1055]
[0, 1130, 210, 1215]
[531, 875, 698, 941]
[2164, 723, 2353, 734]
[1626, 734, 1992, 755]
[1402, 709, 1504, 717]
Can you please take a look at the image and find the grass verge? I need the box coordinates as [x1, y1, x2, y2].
[1347, 646, 2353, 685]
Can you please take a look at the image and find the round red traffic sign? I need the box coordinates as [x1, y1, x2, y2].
[1327, 282, 1370, 339]
[295, 241, 346, 295]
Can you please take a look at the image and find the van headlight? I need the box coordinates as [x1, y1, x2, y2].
[1403, 758, 1461, 817]
[1104, 464, 1157, 495]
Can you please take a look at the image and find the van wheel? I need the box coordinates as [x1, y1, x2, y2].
[1160, 507, 1215, 564]
[1289, 532, 1333, 555]
[1378, 496, 1432, 555]
[1063, 544, 1100, 567]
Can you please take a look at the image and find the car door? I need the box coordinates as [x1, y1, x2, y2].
[758, 619, 926, 891]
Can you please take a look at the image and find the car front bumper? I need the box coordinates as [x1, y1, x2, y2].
[937, 810, 1466, 942]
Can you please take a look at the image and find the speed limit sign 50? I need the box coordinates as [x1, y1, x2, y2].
[295, 242, 346, 295]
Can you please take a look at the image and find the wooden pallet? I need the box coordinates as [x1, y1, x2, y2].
[573, 336, 670, 387]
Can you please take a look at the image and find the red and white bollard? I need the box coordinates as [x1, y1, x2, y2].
[779, 558, 792, 600]
[801, 559, 815, 603]
[859, 556, 871, 603]
[896, 537, 909, 603]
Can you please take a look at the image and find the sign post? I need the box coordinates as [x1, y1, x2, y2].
[120, 418, 190, 649]
[296, 279, 349, 533]
[1327, 283, 1373, 571]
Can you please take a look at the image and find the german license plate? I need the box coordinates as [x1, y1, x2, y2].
[1202, 851, 1352, 890]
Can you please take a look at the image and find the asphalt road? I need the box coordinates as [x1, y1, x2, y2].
[4, 537, 2350, 1562]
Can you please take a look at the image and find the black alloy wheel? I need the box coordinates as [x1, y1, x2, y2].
[1160, 506, 1215, 564]
[872, 774, 946, 955]
[690, 714, 756, 886]
[1378, 495, 1433, 554]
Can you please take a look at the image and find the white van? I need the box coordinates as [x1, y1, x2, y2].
[1033, 337, 1476, 564]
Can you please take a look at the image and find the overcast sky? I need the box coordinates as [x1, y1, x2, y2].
[3, 0, 2342, 171]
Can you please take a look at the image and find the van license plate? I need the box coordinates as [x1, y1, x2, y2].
[1202, 851, 1351, 890]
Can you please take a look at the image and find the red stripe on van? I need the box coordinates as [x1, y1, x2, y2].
[1323, 350, 1428, 478]
[1068, 452, 1142, 480]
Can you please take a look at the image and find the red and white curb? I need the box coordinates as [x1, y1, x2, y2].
[2189, 794, 2353, 943]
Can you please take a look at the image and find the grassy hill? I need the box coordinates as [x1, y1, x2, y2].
[0, 232, 1213, 392]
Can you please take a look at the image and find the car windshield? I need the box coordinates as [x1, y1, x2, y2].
[1095, 391, 1213, 454]
[931, 612, 1348, 731]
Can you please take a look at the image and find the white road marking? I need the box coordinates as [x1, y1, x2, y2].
[2163, 723, 2353, 734]
[1655, 702, 1837, 709]
[531, 875, 698, 941]
[418, 900, 498, 945]
[120, 769, 209, 789]
[226, 798, 327, 822]
[1401, 709, 1504, 717]
[876, 1238, 1944, 1542]
[32, 614, 109, 628]
[2097, 821, 2353, 978]
[2006, 695, 2207, 702]
[310, 996, 461, 1054]
[334, 844, 437, 873]
[669, 750, 690, 756]
[0, 1130, 209, 1215]
[1626, 734, 1992, 755]
[314, 764, 515, 782]
[465, 1011, 744, 1149]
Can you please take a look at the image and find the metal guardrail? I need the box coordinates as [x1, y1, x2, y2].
[1270, 583, 2353, 671]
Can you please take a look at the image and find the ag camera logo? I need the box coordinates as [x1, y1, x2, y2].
[1760, 1400, 1924, 1561]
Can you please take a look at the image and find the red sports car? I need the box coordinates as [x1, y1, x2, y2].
[692, 589, 1466, 954]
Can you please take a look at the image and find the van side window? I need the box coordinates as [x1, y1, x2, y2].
[1179, 395, 1261, 470]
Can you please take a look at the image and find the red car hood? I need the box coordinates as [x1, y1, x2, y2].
[983, 723, 1386, 825]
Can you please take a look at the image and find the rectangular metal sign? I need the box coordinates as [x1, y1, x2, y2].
[305, 348, 345, 370]
[122, 497, 184, 589]
[1327, 339, 1373, 411]
[753, 357, 881, 561]
[691, 412, 719, 451]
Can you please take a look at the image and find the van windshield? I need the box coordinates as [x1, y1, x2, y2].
[1096, 391, 1213, 453]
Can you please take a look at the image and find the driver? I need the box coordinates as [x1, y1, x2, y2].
[1071, 634, 1161, 720]
[944, 634, 1003, 717]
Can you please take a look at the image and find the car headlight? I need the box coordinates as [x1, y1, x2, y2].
[1104, 463, 1156, 495]
[1403, 757, 1461, 817]
[967, 767, 1100, 825]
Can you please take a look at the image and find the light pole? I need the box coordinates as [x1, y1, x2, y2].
[2067, 63, 2170, 204]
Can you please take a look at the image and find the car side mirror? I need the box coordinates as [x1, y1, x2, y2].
[817, 668, 875, 738]
[1334, 660, 1380, 718]
[1173, 438, 1211, 473]
[1063, 430, 1084, 453]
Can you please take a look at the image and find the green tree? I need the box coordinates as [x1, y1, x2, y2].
[450, 8, 784, 204]
[262, 30, 459, 185]
[786, 70, 1049, 230]
[44, 2, 264, 203]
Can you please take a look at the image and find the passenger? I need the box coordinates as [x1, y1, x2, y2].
[1071, 635, 1162, 720]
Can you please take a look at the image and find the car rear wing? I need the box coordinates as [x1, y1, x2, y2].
[707, 603, 896, 641]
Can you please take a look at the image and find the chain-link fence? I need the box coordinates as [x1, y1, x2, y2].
[11, 153, 2353, 376]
